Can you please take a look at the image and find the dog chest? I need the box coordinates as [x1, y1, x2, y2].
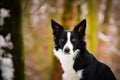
[54, 49, 83, 80]
[61, 57, 83, 80]
[62, 69, 83, 80]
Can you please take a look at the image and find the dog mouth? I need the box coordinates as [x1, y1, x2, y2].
[64, 52, 70, 54]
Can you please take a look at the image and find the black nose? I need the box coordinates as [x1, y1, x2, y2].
[64, 48, 70, 53]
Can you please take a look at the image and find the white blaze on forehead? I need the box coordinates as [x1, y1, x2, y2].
[63, 32, 73, 53]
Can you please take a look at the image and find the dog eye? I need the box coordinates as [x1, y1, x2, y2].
[72, 38, 76, 42]
[61, 38, 65, 42]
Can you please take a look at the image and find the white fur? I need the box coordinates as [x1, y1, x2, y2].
[53, 32, 83, 80]
[54, 49, 83, 80]
[63, 32, 73, 54]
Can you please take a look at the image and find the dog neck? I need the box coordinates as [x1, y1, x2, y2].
[53, 48, 83, 80]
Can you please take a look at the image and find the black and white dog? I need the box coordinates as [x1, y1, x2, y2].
[51, 19, 116, 80]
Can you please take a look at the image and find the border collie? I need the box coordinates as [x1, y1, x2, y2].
[51, 19, 116, 80]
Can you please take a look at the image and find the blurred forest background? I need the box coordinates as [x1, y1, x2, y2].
[0, 0, 120, 80]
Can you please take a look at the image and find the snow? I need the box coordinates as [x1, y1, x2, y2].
[0, 35, 6, 47]
[0, 8, 10, 26]
[1, 54, 14, 80]
[0, 33, 14, 80]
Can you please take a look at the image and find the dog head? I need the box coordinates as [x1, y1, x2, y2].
[51, 19, 86, 55]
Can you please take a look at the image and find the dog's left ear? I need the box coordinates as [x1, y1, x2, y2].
[51, 20, 64, 37]
[74, 19, 86, 37]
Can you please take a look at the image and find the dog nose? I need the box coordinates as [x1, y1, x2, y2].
[64, 48, 70, 53]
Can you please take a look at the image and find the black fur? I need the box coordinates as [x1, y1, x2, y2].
[73, 50, 116, 80]
[51, 19, 116, 80]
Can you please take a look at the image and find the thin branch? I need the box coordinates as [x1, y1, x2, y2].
[22, 0, 30, 12]
[30, 0, 46, 15]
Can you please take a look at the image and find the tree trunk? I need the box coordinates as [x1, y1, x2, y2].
[62, 0, 78, 30]
[87, 0, 98, 54]
[103, 0, 112, 24]
[0, 0, 25, 80]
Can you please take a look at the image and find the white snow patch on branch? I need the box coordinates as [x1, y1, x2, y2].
[1, 54, 14, 80]
[0, 8, 10, 26]
[0, 33, 14, 80]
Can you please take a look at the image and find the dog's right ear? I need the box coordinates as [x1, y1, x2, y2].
[74, 19, 86, 37]
[51, 20, 64, 36]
